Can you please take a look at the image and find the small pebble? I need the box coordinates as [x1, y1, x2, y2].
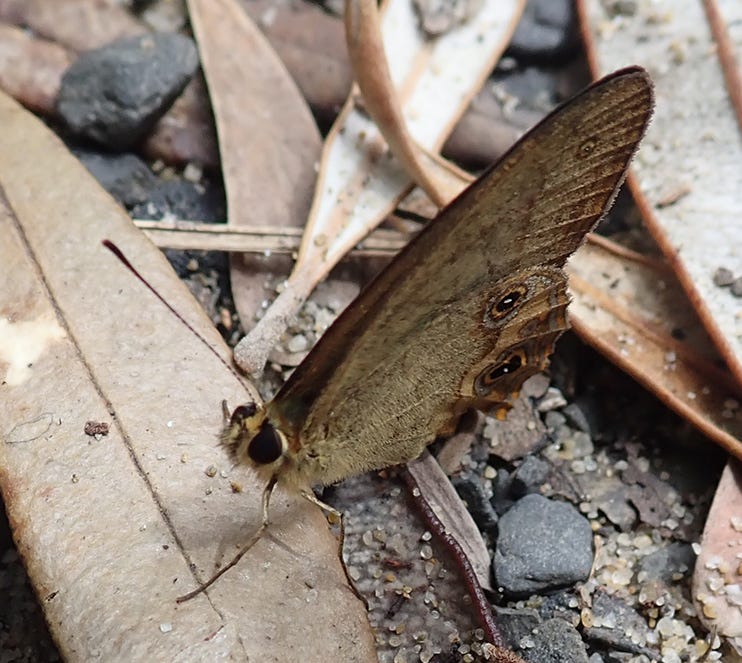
[713, 267, 734, 287]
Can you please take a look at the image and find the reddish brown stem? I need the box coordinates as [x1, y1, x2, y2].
[398, 465, 504, 647]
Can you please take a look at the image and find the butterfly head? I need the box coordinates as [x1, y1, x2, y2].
[221, 402, 289, 476]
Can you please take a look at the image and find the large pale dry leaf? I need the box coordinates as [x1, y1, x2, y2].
[233, 0, 525, 375]
[186, 0, 322, 344]
[0, 91, 374, 661]
[577, 0, 742, 386]
[567, 241, 742, 458]
[693, 459, 742, 653]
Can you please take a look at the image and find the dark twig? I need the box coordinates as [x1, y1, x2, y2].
[399, 465, 526, 663]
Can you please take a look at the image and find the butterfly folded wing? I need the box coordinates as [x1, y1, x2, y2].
[268, 67, 654, 488]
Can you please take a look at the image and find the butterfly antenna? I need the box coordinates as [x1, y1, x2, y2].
[102, 240, 246, 386]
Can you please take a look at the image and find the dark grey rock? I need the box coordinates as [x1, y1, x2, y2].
[536, 589, 579, 622]
[583, 591, 656, 658]
[638, 542, 694, 584]
[490, 468, 515, 516]
[525, 618, 589, 663]
[57, 33, 199, 149]
[493, 494, 593, 597]
[451, 473, 498, 536]
[508, 0, 579, 63]
[543, 410, 566, 432]
[74, 150, 157, 208]
[491, 605, 541, 650]
[131, 178, 226, 223]
[732, 277, 742, 297]
[562, 403, 591, 433]
[511, 456, 549, 497]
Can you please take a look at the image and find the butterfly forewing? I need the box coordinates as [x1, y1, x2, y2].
[268, 67, 653, 488]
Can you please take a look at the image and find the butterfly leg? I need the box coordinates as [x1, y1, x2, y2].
[176, 475, 278, 603]
[299, 490, 368, 609]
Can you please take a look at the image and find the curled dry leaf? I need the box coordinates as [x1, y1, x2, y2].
[0, 90, 374, 662]
[186, 0, 322, 346]
[406, 451, 493, 592]
[241, 0, 527, 168]
[567, 241, 742, 459]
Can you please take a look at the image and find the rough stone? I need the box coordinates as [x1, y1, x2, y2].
[637, 542, 694, 584]
[525, 618, 589, 663]
[74, 150, 157, 208]
[451, 473, 499, 536]
[562, 403, 591, 433]
[583, 591, 656, 658]
[490, 468, 515, 516]
[491, 605, 542, 651]
[508, 0, 579, 63]
[57, 33, 198, 149]
[510, 455, 550, 497]
[493, 494, 593, 597]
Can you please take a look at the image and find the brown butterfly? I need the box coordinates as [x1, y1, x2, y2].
[178, 66, 653, 598]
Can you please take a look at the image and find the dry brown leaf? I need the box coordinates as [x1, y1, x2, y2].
[0, 23, 72, 114]
[0, 90, 374, 661]
[578, 6, 742, 649]
[241, 0, 527, 170]
[406, 452, 493, 592]
[567, 241, 742, 459]
[578, 0, 742, 387]
[142, 74, 220, 168]
[187, 0, 321, 330]
[0, 0, 145, 51]
[241, 0, 354, 123]
[692, 459, 742, 653]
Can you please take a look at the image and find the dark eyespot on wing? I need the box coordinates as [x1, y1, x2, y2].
[475, 351, 525, 396]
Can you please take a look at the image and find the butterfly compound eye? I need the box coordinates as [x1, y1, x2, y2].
[248, 422, 285, 465]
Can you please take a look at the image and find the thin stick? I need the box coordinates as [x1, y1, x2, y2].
[102, 240, 251, 387]
[176, 475, 278, 603]
[399, 466, 511, 654]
